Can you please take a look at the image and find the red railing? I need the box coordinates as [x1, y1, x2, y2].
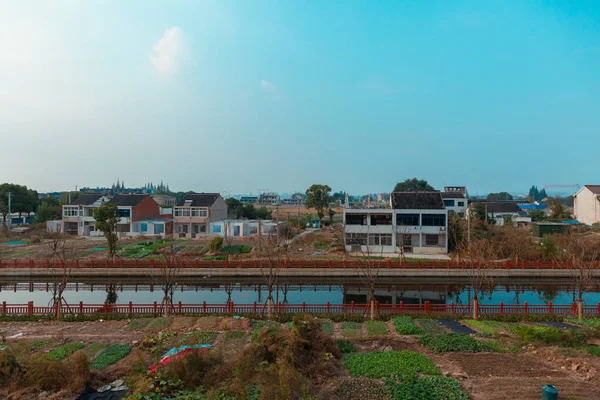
[0, 258, 593, 270]
[1, 300, 597, 317]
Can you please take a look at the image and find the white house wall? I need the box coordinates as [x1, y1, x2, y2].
[574, 188, 600, 225]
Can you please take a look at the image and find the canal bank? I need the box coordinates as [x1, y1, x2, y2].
[0, 267, 596, 279]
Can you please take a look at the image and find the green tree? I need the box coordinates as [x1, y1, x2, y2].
[470, 202, 487, 222]
[36, 197, 62, 223]
[255, 206, 272, 220]
[528, 209, 546, 222]
[549, 199, 569, 219]
[393, 178, 434, 192]
[304, 184, 332, 220]
[328, 208, 335, 223]
[486, 192, 513, 201]
[60, 191, 81, 205]
[225, 198, 243, 218]
[93, 202, 120, 259]
[0, 183, 39, 226]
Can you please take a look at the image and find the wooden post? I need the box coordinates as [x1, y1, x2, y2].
[351, 301, 355, 314]
[424, 301, 430, 313]
[28, 301, 33, 315]
[451, 302, 455, 314]
[399, 301, 404, 313]
[1, 301, 6, 314]
[499, 302, 504, 315]
[253, 301, 257, 314]
[129, 301, 133, 314]
[302, 301, 306, 313]
[327, 301, 331, 314]
[203, 301, 207, 314]
[523, 301, 528, 314]
[153, 301, 157, 314]
[548, 302, 553, 314]
[103, 302, 108, 314]
[178, 301, 182, 314]
[79, 301, 83, 314]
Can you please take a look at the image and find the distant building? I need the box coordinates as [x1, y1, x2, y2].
[258, 193, 280, 205]
[210, 219, 284, 237]
[239, 196, 258, 204]
[343, 191, 448, 255]
[281, 197, 303, 206]
[466, 200, 531, 226]
[173, 193, 227, 238]
[573, 185, 600, 225]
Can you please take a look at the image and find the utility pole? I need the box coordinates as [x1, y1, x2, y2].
[7, 192, 12, 232]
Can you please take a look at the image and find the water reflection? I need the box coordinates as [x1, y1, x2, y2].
[0, 277, 599, 307]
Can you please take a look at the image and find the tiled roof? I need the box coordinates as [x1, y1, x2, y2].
[584, 185, 600, 194]
[391, 191, 445, 210]
[177, 193, 220, 207]
[109, 194, 150, 207]
[70, 194, 104, 206]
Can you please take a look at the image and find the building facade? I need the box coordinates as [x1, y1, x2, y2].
[574, 185, 600, 226]
[173, 193, 227, 238]
[343, 192, 448, 255]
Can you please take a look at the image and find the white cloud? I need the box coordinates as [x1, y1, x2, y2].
[260, 80, 278, 93]
[149, 27, 185, 74]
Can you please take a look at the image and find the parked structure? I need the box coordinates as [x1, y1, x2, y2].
[343, 191, 448, 255]
[466, 200, 531, 226]
[210, 219, 283, 237]
[532, 222, 567, 238]
[573, 185, 600, 225]
[61, 193, 165, 236]
[173, 193, 227, 238]
[441, 186, 468, 217]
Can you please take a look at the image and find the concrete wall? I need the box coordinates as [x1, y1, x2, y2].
[574, 187, 600, 225]
[209, 197, 228, 222]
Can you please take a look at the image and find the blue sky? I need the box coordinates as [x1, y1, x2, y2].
[1, 1, 599, 195]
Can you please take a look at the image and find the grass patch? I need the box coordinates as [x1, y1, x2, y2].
[340, 321, 362, 338]
[336, 339, 357, 354]
[566, 318, 600, 329]
[180, 330, 216, 345]
[252, 320, 280, 330]
[420, 334, 496, 353]
[584, 345, 600, 357]
[341, 328, 360, 338]
[146, 317, 172, 330]
[462, 320, 500, 336]
[511, 325, 593, 347]
[83, 343, 105, 358]
[313, 241, 329, 250]
[91, 344, 131, 370]
[222, 331, 245, 343]
[127, 318, 153, 330]
[365, 320, 388, 336]
[45, 342, 84, 360]
[392, 317, 424, 335]
[319, 321, 334, 335]
[345, 351, 440, 381]
[386, 376, 467, 400]
[415, 319, 446, 335]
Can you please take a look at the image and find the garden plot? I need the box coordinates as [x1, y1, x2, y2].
[437, 319, 476, 335]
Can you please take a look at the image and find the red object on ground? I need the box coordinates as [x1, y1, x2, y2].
[149, 348, 201, 372]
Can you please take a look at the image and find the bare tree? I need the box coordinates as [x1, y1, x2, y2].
[46, 229, 79, 320]
[222, 220, 235, 263]
[555, 234, 599, 319]
[462, 237, 497, 319]
[254, 233, 285, 318]
[155, 235, 182, 317]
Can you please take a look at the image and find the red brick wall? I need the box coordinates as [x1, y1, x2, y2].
[132, 196, 160, 222]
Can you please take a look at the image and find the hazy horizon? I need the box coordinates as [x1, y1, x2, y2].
[2, 1, 599, 195]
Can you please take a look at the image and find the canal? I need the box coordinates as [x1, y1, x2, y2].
[1, 277, 600, 307]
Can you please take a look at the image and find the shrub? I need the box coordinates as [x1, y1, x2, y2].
[415, 319, 446, 335]
[208, 237, 223, 253]
[365, 321, 388, 336]
[335, 339, 357, 354]
[392, 317, 423, 335]
[420, 334, 495, 353]
[45, 342, 85, 360]
[386, 376, 467, 400]
[345, 351, 440, 381]
[91, 344, 131, 370]
[25, 352, 90, 392]
[566, 318, 600, 329]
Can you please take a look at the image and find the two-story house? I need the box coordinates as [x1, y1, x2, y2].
[173, 193, 227, 238]
[442, 186, 468, 217]
[62, 193, 163, 236]
[574, 185, 600, 226]
[62, 194, 111, 235]
[343, 191, 448, 255]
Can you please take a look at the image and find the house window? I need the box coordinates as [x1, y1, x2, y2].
[249, 226, 258, 234]
[64, 207, 79, 217]
[422, 214, 446, 226]
[213, 225, 222, 233]
[174, 208, 191, 217]
[345, 233, 367, 245]
[346, 214, 367, 225]
[191, 208, 207, 217]
[399, 234, 412, 246]
[367, 234, 392, 246]
[443, 200, 454, 207]
[397, 214, 420, 226]
[457, 202, 464, 207]
[155, 224, 164, 234]
[425, 234, 439, 246]
[118, 209, 131, 218]
[370, 214, 392, 225]
[140, 223, 148, 233]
